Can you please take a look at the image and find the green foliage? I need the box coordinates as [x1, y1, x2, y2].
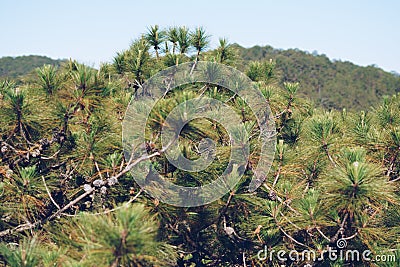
[0, 236, 66, 267]
[0, 25, 399, 267]
[177, 26, 190, 55]
[145, 25, 166, 59]
[320, 147, 397, 221]
[35, 64, 62, 95]
[246, 60, 277, 84]
[236, 44, 400, 110]
[53, 204, 176, 266]
[166, 26, 179, 54]
[190, 27, 210, 61]
[214, 38, 237, 65]
[0, 55, 65, 80]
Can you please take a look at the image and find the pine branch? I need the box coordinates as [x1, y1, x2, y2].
[0, 140, 174, 238]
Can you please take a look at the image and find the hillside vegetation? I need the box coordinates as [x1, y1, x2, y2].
[235, 44, 400, 110]
[0, 55, 65, 79]
[0, 26, 399, 266]
[2, 46, 399, 111]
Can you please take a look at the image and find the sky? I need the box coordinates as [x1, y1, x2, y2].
[1, 0, 399, 72]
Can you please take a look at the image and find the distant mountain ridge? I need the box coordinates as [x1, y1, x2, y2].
[0, 55, 65, 79]
[234, 44, 400, 110]
[1, 48, 399, 110]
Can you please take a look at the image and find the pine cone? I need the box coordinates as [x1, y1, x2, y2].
[268, 190, 277, 201]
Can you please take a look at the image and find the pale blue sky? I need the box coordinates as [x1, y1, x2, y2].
[1, 0, 399, 72]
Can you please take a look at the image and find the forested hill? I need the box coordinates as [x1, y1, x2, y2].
[2, 46, 400, 110]
[0, 55, 65, 79]
[234, 44, 400, 110]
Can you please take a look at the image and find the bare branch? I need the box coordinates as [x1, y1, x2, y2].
[42, 176, 60, 210]
[342, 232, 358, 240]
[316, 227, 330, 242]
[277, 224, 310, 249]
